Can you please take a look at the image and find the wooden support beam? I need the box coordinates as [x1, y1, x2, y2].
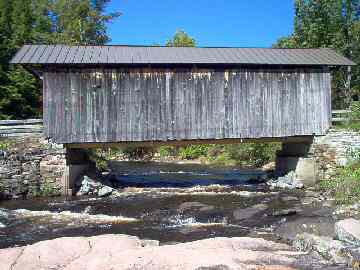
[65, 136, 314, 149]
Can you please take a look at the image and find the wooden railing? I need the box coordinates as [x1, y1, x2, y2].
[332, 110, 351, 124]
[331, 109, 360, 124]
[0, 119, 43, 137]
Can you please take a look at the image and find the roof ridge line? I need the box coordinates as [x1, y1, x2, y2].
[21, 44, 338, 50]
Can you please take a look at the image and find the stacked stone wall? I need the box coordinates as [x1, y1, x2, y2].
[0, 136, 66, 199]
[311, 129, 360, 180]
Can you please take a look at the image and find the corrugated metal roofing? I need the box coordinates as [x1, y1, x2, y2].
[10, 44, 356, 66]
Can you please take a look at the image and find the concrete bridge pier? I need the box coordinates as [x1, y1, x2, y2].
[61, 148, 90, 195]
[275, 139, 318, 186]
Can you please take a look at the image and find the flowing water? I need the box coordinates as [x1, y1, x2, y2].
[0, 161, 332, 249]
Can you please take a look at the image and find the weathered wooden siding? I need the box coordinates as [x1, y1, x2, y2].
[43, 68, 331, 144]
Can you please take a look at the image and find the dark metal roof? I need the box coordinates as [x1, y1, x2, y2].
[11, 44, 356, 66]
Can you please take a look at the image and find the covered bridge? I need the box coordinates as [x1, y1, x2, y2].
[11, 45, 356, 194]
[11, 45, 355, 145]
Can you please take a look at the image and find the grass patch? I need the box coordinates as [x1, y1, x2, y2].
[319, 162, 360, 204]
[333, 121, 360, 132]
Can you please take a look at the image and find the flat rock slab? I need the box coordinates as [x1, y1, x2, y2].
[178, 201, 215, 212]
[233, 204, 268, 221]
[335, 218, 360, 246]
[0, 234, 320, 270]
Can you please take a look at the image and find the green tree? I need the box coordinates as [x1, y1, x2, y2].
[0, 0, 41, 119]
[166, 30, 196, 47]
[50, 0, 120, 45]
[0, 0, 12, 85]
[0, 0, 120, 119]
[274, 0, 360, 109]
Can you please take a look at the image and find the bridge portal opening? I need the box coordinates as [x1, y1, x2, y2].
[63, 138, 316, 196]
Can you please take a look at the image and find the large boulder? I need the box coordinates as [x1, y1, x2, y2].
[335, 219, 360, 246]
[0, 234, 326, 270]
[76, 175, 99, 195]
[267, 171, 304, 190]
[76, 175, 115, 197]
[293, 233, 348, 264]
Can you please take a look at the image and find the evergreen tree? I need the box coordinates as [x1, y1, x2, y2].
[0, 0, 120, 119]
[0, 0, 40, 119]
[0, 0, 13, 80]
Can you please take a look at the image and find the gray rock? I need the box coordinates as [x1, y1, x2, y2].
[301, 197, 316, 205]
[178, 202, 215, 212]
[335, 219, 360, 246]
[0, 208, 9, 218]
[0, 222, 5, 228]
[109, 190, 122, 198]
[195, 266, 231, 270]
[275, 216, 335, 241]
[347, 247, 360, 268]
[334, 204, 360, 217]
[97, 185, 114, 197]
[268, 171, 304, 190]
[282, 196, 299, 202]
[271, 208, 300, 217]
[76, 175, 99, 196]
[304, 190, 319, 197]
[294, 233, 349, 264]
[233, 204, 267, 221]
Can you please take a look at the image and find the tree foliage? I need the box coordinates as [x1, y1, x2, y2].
[274, 0, 360, 109]
[0, 0, 120, 119]
[166, 30, 196, 47]
[49, 0, 121, 45]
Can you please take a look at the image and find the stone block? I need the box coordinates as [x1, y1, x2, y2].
[276, 156, 318, 186]
[61, 164, 89, 195]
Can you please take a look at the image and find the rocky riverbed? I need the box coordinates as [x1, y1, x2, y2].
[1, 161, 360, 269]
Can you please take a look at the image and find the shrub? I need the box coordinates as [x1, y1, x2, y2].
[222, 143, 281, 167]
[89, 142, 281, 168]
[121, 146, 156, 160]
[350, 101, 360, 120]
[0, 139, 14, 151]
[319, 149, 360, 205]
[178, 145, 210, 159]
[88, 149, 110, 171]
[158, 146, 177, 157]
[31, 180, 61, 197]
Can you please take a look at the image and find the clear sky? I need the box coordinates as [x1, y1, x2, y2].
[106, 0, 295, 47]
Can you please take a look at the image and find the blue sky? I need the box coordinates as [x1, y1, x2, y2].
[106, 0, 295, 47]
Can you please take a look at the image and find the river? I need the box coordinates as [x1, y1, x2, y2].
[0, 161, 333, 249]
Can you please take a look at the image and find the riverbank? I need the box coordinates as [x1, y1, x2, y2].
[1, 130, 360, 268]
[0, 233, 349, 270]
